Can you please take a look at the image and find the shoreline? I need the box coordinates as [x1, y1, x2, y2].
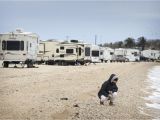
[0, 62, 159, 120]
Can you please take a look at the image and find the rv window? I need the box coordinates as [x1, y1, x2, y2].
[20, 41, 24, 50]
[60, 46, 64, 50]
[100, 52, 103, 55]
[110, 52, 114, 55]
[6, 41, 24, 51]
[134, 52, 138, 56]
[60, 54, 64, 57]
[92, 51, 99, 57]
[76, 48, 78, 53]
[79, 47, 81, 56]
[2, 40, 6, 50]
[66, 49, 74, 53]
[30, 43, 32, 47]
[85, 47, 90, 56]
[27, 41, 28, 51]
[56, 49, 59, 53]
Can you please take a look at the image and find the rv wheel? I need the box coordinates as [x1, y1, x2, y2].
[3, 62, 9, 68]
[27, 62, 33, 68]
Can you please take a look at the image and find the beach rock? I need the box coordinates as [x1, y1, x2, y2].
[60, 97, 68, 100]
[73, 104, 79, 107]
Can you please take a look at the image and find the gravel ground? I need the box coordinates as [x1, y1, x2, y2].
[0, 62, 159, 120]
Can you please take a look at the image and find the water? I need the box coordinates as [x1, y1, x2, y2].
[145, 66, 160, 110]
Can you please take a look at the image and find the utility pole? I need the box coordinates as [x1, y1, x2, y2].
[95, 35, 97, 45]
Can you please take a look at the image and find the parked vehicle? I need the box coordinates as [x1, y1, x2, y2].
[100, 47, 115, 62]
[141, 49, 160, 61]
[37, 40, 60, 65]
[91, 45, 100, 63]
[0, 29, 39, 68]
[115, 55, 127, 62]
[125, 49, 140, 62]
[54, 40, 92, 65]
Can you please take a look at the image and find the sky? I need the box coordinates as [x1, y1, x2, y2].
[0, 0, 160, 44]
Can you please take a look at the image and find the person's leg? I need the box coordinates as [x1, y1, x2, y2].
[109, 92, 117, 105]
[100, 95, 108, 105]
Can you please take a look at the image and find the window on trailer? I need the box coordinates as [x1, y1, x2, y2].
[85, 47, 90, 56]
[66, 49, 74, 54]
[79, 47, 81, 56]
[2, 41, 24, 51]
[92, 51, 99, 57]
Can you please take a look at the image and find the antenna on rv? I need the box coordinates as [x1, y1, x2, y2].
[16, 28, 24, 33]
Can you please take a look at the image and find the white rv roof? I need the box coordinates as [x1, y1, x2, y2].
[0, 29, 39, 37]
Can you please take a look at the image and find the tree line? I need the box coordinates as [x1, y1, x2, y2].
[99, 37, 160, 50]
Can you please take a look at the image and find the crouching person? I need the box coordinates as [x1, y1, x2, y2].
[98, 74, 118, 106]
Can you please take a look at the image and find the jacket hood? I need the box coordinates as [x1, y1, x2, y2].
[108, 74, 118, 83]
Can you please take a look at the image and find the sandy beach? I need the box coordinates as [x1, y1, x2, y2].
[0, 62, 159, 120]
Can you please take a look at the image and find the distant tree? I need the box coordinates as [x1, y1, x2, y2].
[117, 41, 123, 48]
[124, 37, 135, 48]
[137, 37, 146, 50]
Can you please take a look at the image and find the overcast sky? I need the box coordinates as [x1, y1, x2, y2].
[0, 0, 160, 44]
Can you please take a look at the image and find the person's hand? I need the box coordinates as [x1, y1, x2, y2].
[109, 91, 112, 94]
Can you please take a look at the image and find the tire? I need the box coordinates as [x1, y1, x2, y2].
[27, 61, 33, 68]
[3, 62, 9, 68]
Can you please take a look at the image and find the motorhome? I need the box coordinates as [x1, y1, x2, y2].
[0, 29, 39, 68]
[54, 40, 92, 65]
[141, 49, 160, 61]
[125, 49, 140, 62]
[37, 40, 60, 65]
[100, 47, 115, 62]
[91, 45, 100, 63]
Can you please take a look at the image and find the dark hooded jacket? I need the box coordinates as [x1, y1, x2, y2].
[98, 74, 118, 98]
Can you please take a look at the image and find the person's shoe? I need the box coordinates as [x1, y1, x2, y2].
[109, 101, 115, 106]
[100, 101, 104, 105]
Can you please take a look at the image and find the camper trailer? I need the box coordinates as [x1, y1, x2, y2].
[114, 48, 127, 62]
[37, 40, 60, 65]
[54, 40, 92, 65]
[91, 45, 100, 63]
[100, 47, 115, 62]
[125, 49, 140, 62]
[0, 29, 39, 68]
[141, 49, 160, 61]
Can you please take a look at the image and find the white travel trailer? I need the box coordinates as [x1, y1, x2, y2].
[141, 49, 160, 60]
[79, 42, 92, 64]
[125, 49, 140, 62]
[54, 40, 92, 65]
[37, 40, 60, 65]
[0, 29, 39, 68]
[91, 45, 100, 63]
[114, 48, 127, 62]
[100, 47, 115, 62]
[54, 41, 79, 65]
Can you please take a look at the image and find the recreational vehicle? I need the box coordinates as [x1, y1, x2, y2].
[54, 40, 92, 65]
[141, 49, 160, 61]
[91, 45, 100, 63]
[114, 48, 127, 62]
[0, 29, 39, 68]
[100, 47, 115, 62]
[125, 49, 140, 62]
[37, 40, 60, 65]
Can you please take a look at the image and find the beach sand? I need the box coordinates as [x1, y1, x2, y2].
[0, 62, 159, 120]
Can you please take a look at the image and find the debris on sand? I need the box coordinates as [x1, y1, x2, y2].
[60, 97, 68, 100]
[73, 104, 79, 108]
